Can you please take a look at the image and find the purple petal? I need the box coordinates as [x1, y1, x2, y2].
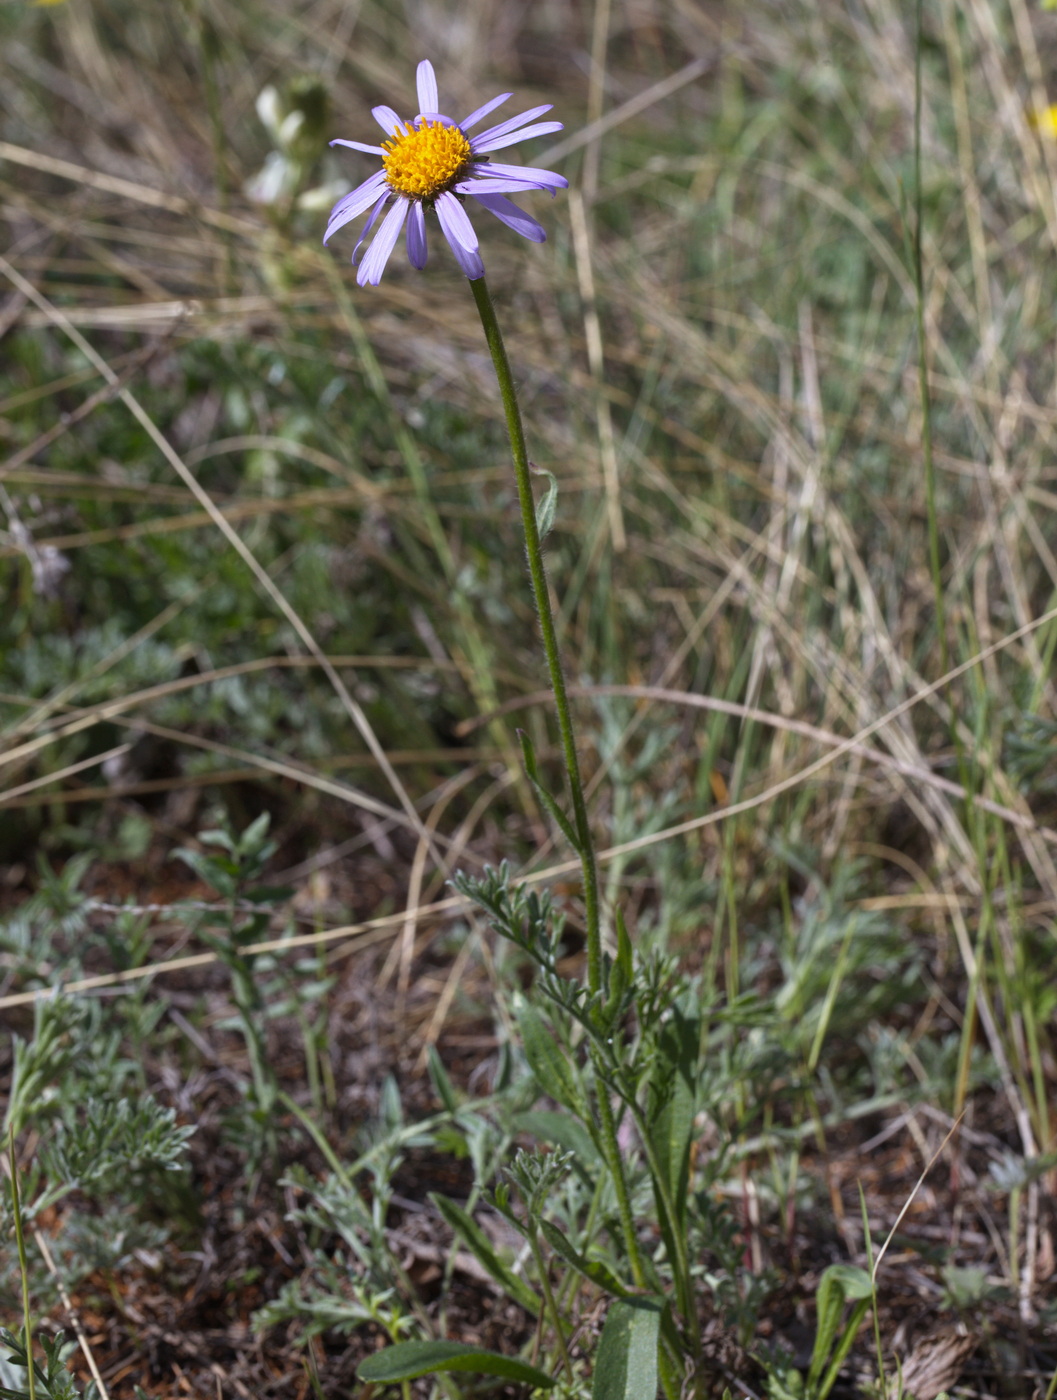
[357, 197, 409, 286]
[473, 161, 569, 190]
[434, 191, 479, 252]
[471, 104, 553, 148]
[416, 60, 439, 117]
[442, 233, 485, 279]
[456, 175, 555, 195]
[372, 104, 405, 136]
[459, 91, 511, 131]
[330, 138, 386, 154]
[470, 192, 546, 242]
[351, 193, 389, 265]
[416, 111, 456, 126]
[406, 200, 428, 269]
[323, 170, 388, 243]
[470, 121, 564, 155]
[435, 191, 484, 278]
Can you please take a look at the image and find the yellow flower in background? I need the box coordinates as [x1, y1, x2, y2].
[1029, 104, 1057, 137]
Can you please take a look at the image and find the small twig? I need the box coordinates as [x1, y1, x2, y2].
[31, 1229, 112, 1400]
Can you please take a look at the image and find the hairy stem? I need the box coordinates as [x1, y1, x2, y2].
[469, 274, 602, 995]
[9, 1130, 37, 1400]
[469, 275, 649, 1284]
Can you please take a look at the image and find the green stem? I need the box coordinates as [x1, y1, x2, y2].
[593, 1065, 647, 1288]
[469, 274, 602, 995]
[9, 1130, 37, 1400]
[469, 275, 651, 1290]
[528, 1231, 573, 1374]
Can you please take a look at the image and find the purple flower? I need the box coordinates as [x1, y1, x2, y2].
[324, 60, 567, 285]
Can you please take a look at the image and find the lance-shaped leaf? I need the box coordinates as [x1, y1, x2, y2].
[519, 1002, 586, 1116]
[427, 1045, 459, 1115]
[357, 1340, 554, 1388]
[431, 1192, 540, 1315]
[606, 906, 634, 1012]
[538, 1218, 632, 1299]
[646, 1006, 699, 1241]
[518, 728, 580, 852]
[531, 466, 559, 540]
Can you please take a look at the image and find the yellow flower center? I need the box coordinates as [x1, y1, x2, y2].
[382, 120, 472, 200]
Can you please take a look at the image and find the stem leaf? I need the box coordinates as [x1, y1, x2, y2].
[426, 1046, 459, 1115]
[608, 906, 634, 1007]
[519, 1002, 586, 1117]
[532, 467, 559, 540]
[431, 1192, 540, 1315]
[646, 1006, 699, 1241]
[517, 729, 581, 852]
[538, 1218, 632, 1299]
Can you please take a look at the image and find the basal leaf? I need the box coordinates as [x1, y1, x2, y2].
[592, 1296, 663, 1400]
[807, 1265, 873, 1395]
[357, 1340, 554, 1388]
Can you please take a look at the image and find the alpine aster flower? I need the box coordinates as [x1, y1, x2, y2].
[324, 60, 568, 286]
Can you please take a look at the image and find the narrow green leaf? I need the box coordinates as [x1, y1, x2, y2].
[517, 727, 542, 784]
[817, 1296, 871, 1400]
[608, 907, 633, 1007]
[427, 1046, 459, 1115]
[535, 786, 580, 853]
[378, 1074, 403, 1132]
[533, 469, 559, 539]
[807, 1266, 873, 1393]
[807, 1267, 847, 1390]
[431, 1193, 540, 1315]
[646, 1008, 698, 1238]
[519, 1003, 585, 1116]
[592, 1297, 663, 1400]
[538, 1218, 632, 1299]
[357, 1340, 554, 1388]
[517, 730, 580, 851]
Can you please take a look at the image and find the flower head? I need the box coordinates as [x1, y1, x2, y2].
[324, 60, 568, 285]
